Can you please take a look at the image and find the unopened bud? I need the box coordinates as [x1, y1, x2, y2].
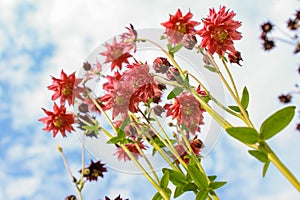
[153, 105, 165, 117]
[182, 34, 197, 50]
[56, 145, 63, 153]
[83, 61, 91, 71]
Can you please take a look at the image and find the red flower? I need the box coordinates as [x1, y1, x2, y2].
[39, 103, 75, 137]
[161, 9, 200, 44]
[100, 37, 132, 71]
[114, 141, 147, 162]
[48, 70, 83, 106]
[100, 63, 162, 119]
[164, 92, 204, 134]
[197, 6, 242, 56]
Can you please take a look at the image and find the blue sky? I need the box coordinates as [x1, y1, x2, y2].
[0, 0, 300, 199]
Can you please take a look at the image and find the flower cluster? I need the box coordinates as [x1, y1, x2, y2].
[38, 6, 300, 200]
[39, 70, 84, 137]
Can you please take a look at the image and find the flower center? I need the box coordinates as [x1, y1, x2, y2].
[54, 116, 64, 127]
[216, 30, 228, 41]
[183, 106, 193, 116]
[62, 86, 71, 96]
[112, 49, 123, 59]
[114, 95, 124, 105]
[176, 22, 186, 33]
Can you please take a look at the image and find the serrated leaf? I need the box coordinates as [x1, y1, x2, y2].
[187, 164, 208, 188]
[260, 106, 296, 140]
[209, 181, 227, 189]
[174, 186, 184, 198]
[263, 161, 270, 177]
[248, 150, 268, 163]
[208, 175, 217, 182]
[226, 127, 259, 144]
[196, 190, 208, 200]
[203, 65, 218, 73]
[228, 105, 241, 112]
[241, 86, 249, 109]
[162, 168, 187, 186]
[167, 87, 184, 99]
[160, 171, 169, 188]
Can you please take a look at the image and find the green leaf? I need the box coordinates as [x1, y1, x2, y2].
[260, 106, 296, 140]
[228, 105, 240, 112]
[187, 164, 208, 189]
[208, 175, 217, 182]
[174, 186, 184, 198]
[107, 137, 120, 144]
[209, 181, 227, 190]
[182, 183, 198, 192]
[203, 65, 218, 73]
[263, 161, 270, 177]
[196, 190, 208, 200]
[171, 43, 183, 53]
[160, 171, 170, 188]
[248, 150, 268, 163]
[117, 129, 126, 138]
[152, 192, 162, 200]
[167, 87, 184, 99]
[226, 127, 259, 144]
[241, 86, 249, 109]
[167, 43, 172, 51]
[162, 168, 187, 186]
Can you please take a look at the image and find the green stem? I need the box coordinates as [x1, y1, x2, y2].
[57, 145, 83, 200]
[221, 58, 240, 99]
[87, 94, 169, 199]
[188, 72, 241, 118]
[264, 143, 300, 191]
[207, 53, 254, 128]
[134, 141, 160, 183]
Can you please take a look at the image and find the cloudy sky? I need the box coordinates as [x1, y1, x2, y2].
[0, 0, 300, 199]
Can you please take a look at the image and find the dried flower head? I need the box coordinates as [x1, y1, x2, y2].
[79, 160, 107, 182]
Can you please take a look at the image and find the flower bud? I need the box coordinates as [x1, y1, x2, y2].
[78, 103, 89, 113]
[65, 195, 77, 200]
[83, 61, 91, 71]
[153, 57, 171, 74]
[153, 105, 165, 117]
[182, 34, 197, 50]
[166, 67, 180, 81]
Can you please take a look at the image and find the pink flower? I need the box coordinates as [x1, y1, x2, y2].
[100, 63, 162, 119]
[100, 37, 132, 71]
[173, 138, 203, 164]
[47, 70, 83, 106]
[164, 92, 205, 134]
[197, 6, 242, 56]
[161, 9, 200, 44]
[120, 24, 137, 52]
[114, 141, 147, 162]
[39, 103, 75, 137]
